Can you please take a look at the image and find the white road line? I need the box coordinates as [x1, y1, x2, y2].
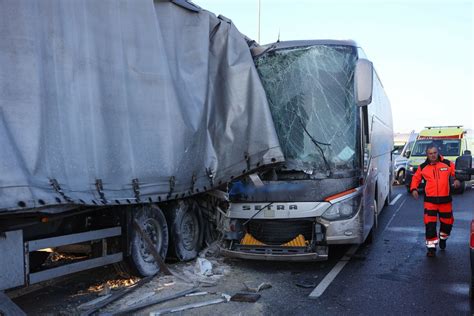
[309, 245, 359, 299]
[389, 193, 402, 206]
[382, 197, 407, 234]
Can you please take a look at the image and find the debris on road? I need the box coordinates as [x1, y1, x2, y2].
[295, 278, 317, 288]
[242, 281, 272, 293]
[78, 275, 154, 316]
[104, 287, 198, 315]
[149, 293, 230, 315]
[185, 291, 209, 297]
[77, 294, 112, 311]
[194, 258, 213, 276]
[230, 293, 261, 303]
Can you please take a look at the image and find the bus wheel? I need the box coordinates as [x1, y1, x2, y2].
[129, 205, 169, 277]
[165, 200, 203, 262]
[366, 199, 378, 244]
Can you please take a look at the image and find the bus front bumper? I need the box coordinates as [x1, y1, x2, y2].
[220, 246, 328, 262]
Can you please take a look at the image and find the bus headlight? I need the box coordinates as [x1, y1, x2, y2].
[321, 195, 362, 221]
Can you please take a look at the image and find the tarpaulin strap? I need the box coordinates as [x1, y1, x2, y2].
[132, 178, 141, 203]
[206, 168, 214, 187]
[50, 178, 73, 203]
[244, 152, 251, 171]
[190, 173, 197, 193]
[167, 176, 175, 200]
[95, 179, 107, 204]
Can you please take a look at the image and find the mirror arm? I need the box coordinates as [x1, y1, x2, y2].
[362, 106, 369, 143]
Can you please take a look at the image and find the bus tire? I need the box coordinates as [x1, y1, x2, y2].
[366, 199, 378, 244]
[165, 200, 203, 262]
[128, 205, 169, 277]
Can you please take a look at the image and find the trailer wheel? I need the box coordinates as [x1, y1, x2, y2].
[129, 205, 169, 277]
[165, 200, 203, 261]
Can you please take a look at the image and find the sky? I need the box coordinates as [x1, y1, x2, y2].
[195, 0, 473, 133]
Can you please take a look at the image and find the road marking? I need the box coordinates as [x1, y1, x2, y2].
[382, 197, 407, 234]
[389, 193, 402, 206]
[309, 245, 359, 299]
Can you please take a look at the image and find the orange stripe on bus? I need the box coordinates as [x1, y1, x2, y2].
[324, 188, 357, 202]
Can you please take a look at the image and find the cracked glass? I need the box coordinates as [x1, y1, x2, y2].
[255, 44, 360, 178]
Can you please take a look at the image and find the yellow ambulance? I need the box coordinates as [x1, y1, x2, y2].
[405, 126, 470, 193]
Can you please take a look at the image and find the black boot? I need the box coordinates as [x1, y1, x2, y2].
[426, 248, 436, 257]
[439, 239, 447, 250]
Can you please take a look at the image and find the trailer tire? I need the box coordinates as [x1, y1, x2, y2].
[165, 200, 203, 262]
[129, 205, 169, 277]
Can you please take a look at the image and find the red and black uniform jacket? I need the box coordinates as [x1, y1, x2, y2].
[409, 155, 456, 204]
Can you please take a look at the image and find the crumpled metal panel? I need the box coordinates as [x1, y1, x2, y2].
[0, 0, 283, 213]
[254, 44, 359, 179]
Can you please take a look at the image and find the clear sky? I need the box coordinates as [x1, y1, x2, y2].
[195, 0, 473, 133]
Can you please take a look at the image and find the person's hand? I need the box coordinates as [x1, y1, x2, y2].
[411, 190, 419, 199]
[453, 179, 461, 189]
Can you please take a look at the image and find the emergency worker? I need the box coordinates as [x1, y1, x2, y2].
[410, 144, 460, 257]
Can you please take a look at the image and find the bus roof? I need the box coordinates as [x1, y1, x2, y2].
[251, 40, 358, 57]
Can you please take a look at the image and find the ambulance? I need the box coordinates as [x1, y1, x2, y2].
[405, 126, 470, 193]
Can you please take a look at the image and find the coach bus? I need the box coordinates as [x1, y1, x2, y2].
[220, 40, 394, 261]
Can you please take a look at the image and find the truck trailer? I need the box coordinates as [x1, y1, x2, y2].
[0, 0, 284, 305]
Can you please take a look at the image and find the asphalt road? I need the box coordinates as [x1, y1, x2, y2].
[10, 184, 474, 315]
[309, 184, 473, 315]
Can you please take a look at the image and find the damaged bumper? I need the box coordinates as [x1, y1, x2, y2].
[220, 246, 328, 262]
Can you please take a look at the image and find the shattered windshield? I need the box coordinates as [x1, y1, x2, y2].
[255, 44, 359, 177]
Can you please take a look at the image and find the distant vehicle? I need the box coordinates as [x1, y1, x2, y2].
[392, 131, 417, 184]
[454, 152, 473, 298]
[405, 126, 470, 193]
[220, 40, 394, 261]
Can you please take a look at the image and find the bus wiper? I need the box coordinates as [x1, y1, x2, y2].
[293, 113, 332, 176]
[243, 201, 275, 227]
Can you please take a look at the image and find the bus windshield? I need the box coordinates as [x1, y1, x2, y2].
[411, 139, 461, 157]
[255, 45, 359, 177]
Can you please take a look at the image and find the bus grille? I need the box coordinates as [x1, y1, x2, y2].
[247, 220, 314, 245]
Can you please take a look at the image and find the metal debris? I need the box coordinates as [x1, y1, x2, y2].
[230, 293, 261, 303]
[242, 282, 272, 293]
[149, 293, 230, 315]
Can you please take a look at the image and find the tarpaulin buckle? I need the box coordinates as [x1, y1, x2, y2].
[191, 173, 197, 193]
[206, 168, 214, 188]
[132, 178, 141, 203]
[167, 176, 176, 200]
[50, 178, 73, 203]
[244, 152, 251, 171]
[95, 179, 107, 204]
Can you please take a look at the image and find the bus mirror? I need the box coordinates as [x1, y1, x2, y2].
[354, 59, 373, 107]
[404, 150, 411, 158]
[455, 154, 473, 181]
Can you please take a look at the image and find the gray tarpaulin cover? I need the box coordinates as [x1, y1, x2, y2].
[0, 0, 283, 213]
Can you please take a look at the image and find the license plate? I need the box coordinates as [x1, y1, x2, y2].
[264, 209, 275, 218]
